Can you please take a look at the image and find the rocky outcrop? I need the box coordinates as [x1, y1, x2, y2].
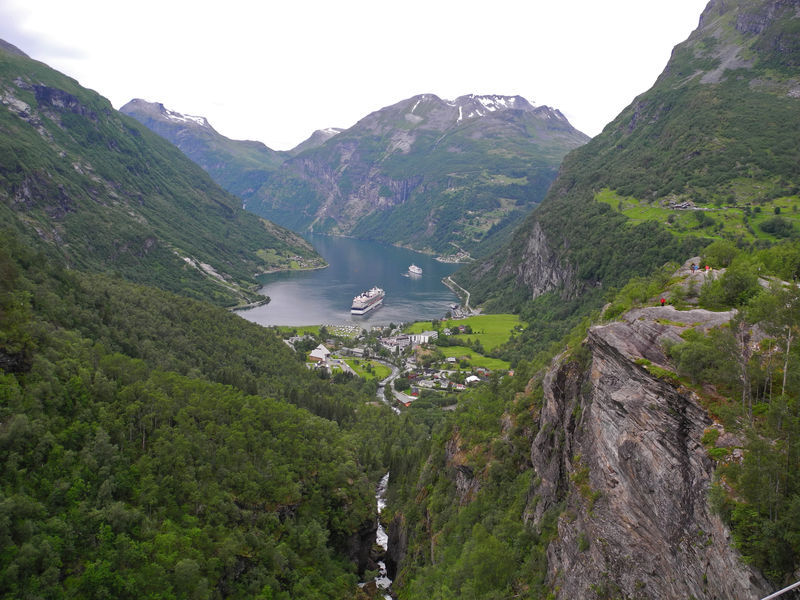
[385, 512, 408, 581]
[735, 0, 796, 35]
[345, 521, 378, 578]
[444, 430, 481, 504]
[34, 85, 98, 121]
[506, 220, 579, 299]
[529, 305, 769, 599]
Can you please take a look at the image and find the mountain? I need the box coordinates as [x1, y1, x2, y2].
[0, 45, 324, 307]
[456, 0, 800, 316]
[120, 99, 349, 204]
[125, 94, 588, 258]
[252, 94, 589, 256]
[119, 99, 288, 203]
[288, 127, 344, 155]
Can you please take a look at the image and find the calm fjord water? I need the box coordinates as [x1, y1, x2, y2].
[236, 235, 460, 327]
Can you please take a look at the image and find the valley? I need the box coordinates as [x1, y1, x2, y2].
[3, 0, 800, 598]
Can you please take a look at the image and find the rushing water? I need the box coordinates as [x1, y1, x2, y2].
[358, 472, 392, 598]
[237, 235, 460, 327]
[374, 473, 392, 599]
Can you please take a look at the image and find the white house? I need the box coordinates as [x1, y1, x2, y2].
[308, 344, 331, 363]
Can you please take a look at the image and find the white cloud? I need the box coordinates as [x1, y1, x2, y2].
[0, 0, 708, 149]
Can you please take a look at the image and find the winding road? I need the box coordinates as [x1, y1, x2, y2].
[444, 276, 471, 312]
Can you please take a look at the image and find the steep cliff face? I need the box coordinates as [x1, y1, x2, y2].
[530, 305, 769, 599]
[504, 220, 579, 299]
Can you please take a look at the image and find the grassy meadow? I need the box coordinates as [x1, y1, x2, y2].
[405, 314, 523, 352]
[596, 188, 800, 242]
[437, 346, 510, 371]
[343, 358, 392, 381]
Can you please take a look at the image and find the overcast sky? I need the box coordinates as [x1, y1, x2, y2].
[0, 0, 709, 150]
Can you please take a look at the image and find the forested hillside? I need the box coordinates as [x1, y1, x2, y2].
[0, 40, 403, 599]
[0, 44, 324, 307]
[0, 229, 405, 599]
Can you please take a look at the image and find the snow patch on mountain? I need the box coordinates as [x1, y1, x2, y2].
[164, 107, 209, 127]
[447, 94, 539, 121]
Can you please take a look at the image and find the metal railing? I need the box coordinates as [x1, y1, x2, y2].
[761, 580, 800, 600]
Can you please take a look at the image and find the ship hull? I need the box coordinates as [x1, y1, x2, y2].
[351, 297, 383, 315]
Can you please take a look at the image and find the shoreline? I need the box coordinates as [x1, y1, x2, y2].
[256, 261, 329, 277]
[442, 276, 473, 313]
[231, 263, 329, 311]
[304, 231, 473, 264]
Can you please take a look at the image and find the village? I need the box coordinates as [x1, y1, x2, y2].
[282, 315, 519, 409]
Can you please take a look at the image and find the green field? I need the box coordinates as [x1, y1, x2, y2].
[595, 187, 800, 242]
[438, 346, 510, 371]
[404, 313, 523, 352]
[343, 358, 392, 381]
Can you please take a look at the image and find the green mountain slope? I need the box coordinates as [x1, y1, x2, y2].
[456, 0, 800, 317]
[246, 94, 589, 257]
[119, 99, 288, 202]
[0, 229, 389, 599]
[0, 45, 324, 306]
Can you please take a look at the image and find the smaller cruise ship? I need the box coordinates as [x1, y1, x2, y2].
[408, 264, 423, 276]
[351, 287, 385, 315]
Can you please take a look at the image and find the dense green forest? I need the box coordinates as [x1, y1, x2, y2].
[668, 242, 800, 581]
[0, 229, 398, 599]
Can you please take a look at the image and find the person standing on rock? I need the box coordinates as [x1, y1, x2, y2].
[660, 297, 666, 306]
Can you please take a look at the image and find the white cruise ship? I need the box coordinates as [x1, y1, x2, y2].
[351, 287, 385, 315]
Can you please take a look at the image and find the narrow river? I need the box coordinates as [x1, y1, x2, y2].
[374, 472, 392, 599]
[360, 472, 393, 598]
